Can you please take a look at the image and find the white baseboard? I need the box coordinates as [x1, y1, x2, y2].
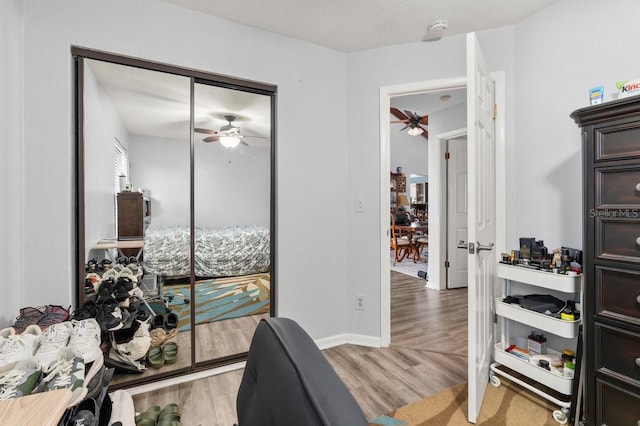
[315, 333, 383, 350]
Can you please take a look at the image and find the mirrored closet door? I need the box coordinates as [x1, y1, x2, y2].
[192, 82, 272, 364]
[74, 48, 276, 388]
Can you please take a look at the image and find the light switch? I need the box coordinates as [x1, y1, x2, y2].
[355, 196, 365, 212]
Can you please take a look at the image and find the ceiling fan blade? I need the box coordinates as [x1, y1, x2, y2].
[418, 126, 428, 140]
[194, 128, 218, 135]
[419, 115, 429, 125]
[405, 110, 424, 122]
[390, 119, 409, 124]
[203, 136, 220, 143]
[390, 107, 409, 121]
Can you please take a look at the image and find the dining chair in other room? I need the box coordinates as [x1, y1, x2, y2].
[390, 213, 414, 265]
[415, 231, 429, 258]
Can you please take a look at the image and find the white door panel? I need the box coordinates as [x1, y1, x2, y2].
[466, 32, 496, 424]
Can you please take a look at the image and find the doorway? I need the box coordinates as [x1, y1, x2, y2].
[379, 73, 506, 349]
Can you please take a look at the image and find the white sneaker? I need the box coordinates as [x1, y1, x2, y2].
[0, 325, 41, 367]
[0, 327, 16, 351]
[42, 347, 88, 407]
[68, 319, 102, 364]
[34, 321, 74, 371]
[0, 356, 43, 401]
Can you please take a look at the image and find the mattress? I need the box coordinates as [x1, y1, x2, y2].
[144, 225, 270, 277]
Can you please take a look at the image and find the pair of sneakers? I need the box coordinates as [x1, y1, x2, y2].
[34, 319, 103, 368]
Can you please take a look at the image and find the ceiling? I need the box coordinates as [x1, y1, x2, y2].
[87, 59, 271, 145]
[159, 0, 558, 52]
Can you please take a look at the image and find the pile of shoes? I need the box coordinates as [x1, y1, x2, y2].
[0, 316, 107, 410]
[135, 403, 182, 426]
[83, 256, 145, 333]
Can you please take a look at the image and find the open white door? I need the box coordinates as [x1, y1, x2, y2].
[466, 33, 496, 424]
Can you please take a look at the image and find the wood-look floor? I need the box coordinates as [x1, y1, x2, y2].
[131, 271, 468, 424]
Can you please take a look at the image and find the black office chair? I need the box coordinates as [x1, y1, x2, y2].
[236, 317, 368, 426]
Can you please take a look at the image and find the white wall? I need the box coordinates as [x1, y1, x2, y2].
[129, 135, 190, 229]
[0, 0, 24, 327]
[513, 0, 640, 252]
[21, 0, 348, 340]
[128, 134, 271, 229]
[84, 64, 129, 256]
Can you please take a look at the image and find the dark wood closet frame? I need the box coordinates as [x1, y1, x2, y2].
[72, 46, 277, 388]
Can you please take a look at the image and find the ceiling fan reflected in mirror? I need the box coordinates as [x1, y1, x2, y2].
[194, 115, 267, 148]
[390, 108, 429, 140]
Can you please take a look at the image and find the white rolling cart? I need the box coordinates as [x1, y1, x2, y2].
[490, 263, 583, 425]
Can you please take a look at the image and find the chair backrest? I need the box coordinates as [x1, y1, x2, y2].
[236, 317, 369, 426]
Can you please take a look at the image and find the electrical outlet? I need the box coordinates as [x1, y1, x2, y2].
[355, 294, 365, 310]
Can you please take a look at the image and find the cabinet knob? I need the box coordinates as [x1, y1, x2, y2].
[636, 357, 640, 368]
[637, 295, 640, 307]
[636, 237, 640, 247]
[636, 183, 640, 192]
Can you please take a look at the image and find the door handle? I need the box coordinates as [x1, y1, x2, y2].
[457, 240, 468, 249]
[476, 242, 494, 252]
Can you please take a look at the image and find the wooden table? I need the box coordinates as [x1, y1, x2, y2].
[396, 222, 428, 262]
[0, 389, 71, 425]
[92, 238, 144, 261]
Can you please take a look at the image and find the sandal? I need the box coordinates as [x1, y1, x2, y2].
[152, 314, 165, 330]
[158, 403, 181, 422]
[163, 342, 179, 364]
[147, 346, 165, 368]
[135, 405, 161, 425]
[164, 312, 178, 330]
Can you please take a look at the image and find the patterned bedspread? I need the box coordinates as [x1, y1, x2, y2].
[144, 225, 270, 277]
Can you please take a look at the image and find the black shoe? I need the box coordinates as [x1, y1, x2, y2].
[116, 276, 134, 292]
[95, 302, 123, 332]
[97, 278, 116, 300]
[72, 300, 98, 321]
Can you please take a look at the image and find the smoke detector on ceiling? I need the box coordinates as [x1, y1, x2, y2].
[422, 19, 448, 42]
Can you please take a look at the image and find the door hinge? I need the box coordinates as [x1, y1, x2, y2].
[444, 151, 450, 160]
[444, 260, 450, 268]
[493, 312, 498, 323]
[492, 104, 497, 120]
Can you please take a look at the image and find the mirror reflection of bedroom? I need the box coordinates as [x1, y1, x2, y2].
[79, 55, 273, 387]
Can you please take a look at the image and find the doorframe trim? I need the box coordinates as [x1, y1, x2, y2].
[379, 73, 506, 346]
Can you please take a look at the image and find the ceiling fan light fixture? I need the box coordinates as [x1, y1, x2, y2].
[219, 135, 240, 148]
[408, 127, 424, 136]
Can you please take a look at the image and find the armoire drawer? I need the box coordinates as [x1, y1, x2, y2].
[596, 121, 640, 162]
[596, 166, 640, 208]
[596, 218, 640, 263]
[596, 266, 640, 326]
[597, 379, 640, 426]
[596, 324, 640, 387]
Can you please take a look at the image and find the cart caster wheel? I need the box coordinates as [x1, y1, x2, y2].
[489, 373, 501, 387]
[552, 409, 568, 424]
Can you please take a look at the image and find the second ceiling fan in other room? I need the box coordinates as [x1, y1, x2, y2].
[390, 108, 429, 140]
